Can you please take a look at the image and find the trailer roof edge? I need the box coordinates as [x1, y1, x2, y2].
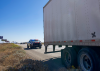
[43, 0, 52, 9]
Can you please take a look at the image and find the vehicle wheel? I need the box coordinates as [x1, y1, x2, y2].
[61, 47, 77, 68]
[30, 45, 32, 49]
[27, 44, 29, 48]
[78, 48, 100, 71]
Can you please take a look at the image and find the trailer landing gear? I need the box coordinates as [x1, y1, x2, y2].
[44, 46, 47, 54]
[44, 45, 56, 53]
[53, 45, 55, 52]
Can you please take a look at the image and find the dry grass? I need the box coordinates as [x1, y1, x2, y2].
[0, 43, 25, 71]
[0, 43, 49, 71]
[6, 59, 49, 71]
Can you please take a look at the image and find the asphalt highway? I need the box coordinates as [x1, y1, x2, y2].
[17, 44, 79, 71]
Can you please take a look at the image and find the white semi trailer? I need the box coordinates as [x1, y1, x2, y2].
[43, 0, 100, 71]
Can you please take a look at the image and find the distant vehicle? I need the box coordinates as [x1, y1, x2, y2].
[27, 39, 42, 49]
[20, 42, 22, 44]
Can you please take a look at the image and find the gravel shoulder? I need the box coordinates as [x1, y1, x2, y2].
[17, 44, 68, 71]
[18, 44, 81, 71]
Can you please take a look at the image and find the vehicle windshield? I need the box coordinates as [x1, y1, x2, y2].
[31, 40, 40, 42]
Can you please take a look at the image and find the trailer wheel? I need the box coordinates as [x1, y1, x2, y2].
[61, 47, 77, 68]
[78, 48, 100, 71]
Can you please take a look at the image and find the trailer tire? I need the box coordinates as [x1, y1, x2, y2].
[78, 48, 100, 71]
[61, 47, 77, 68]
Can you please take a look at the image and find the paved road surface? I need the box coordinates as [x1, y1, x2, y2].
[17, 44, 79, 71]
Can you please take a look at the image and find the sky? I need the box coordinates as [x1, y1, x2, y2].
[0, 0, 49, 43]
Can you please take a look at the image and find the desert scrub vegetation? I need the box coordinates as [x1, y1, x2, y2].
[0, 43, 49, 71]
[6, 59, 49, 71]
[0, 43, 25, 71]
